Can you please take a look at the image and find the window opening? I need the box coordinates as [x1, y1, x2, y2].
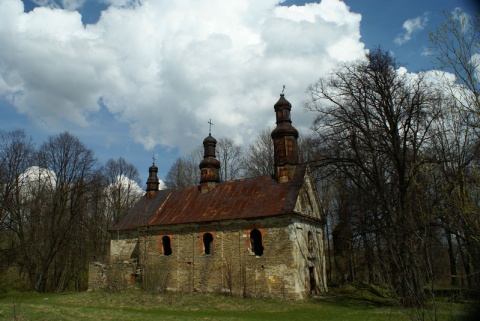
[308, 231, 314, 253]
[162, 236, 172, 256]
[309, 266, 316, 294]
[203, 232, 213, 254]
[250, 229, 264, 256]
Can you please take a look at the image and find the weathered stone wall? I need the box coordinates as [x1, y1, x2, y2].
[88, 262, 107, 291]
[110, 230, 140, 262]
[88, 261, 137, 291]
[288, 219, 327, 296]
[105, 215, 326, 299]
[294, 174, 323, 220]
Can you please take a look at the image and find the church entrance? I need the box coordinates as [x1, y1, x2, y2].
[309, 266, 316, 295]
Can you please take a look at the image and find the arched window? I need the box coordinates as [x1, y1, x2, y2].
[203, 232, 214, 255]
[250, 229, 264, 256]
[308, 231, 314, 253]
[162, 236, 172, 256]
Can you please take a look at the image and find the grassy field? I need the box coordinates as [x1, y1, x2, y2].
[0, 286, 473, 321]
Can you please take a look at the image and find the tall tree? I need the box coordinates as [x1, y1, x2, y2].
[430, 95, 480, 288]
[429, 9, 480, 289]
[26, 132, 96, 292]
[306, 48, 441, 305]
[0, 130, 35, 230]
[0, 130, 35, 288]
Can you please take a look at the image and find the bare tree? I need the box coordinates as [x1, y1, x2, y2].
[428, 9, 480, 290]
[164, 147, 202, 189]
[241, 128, 274, 177]
[306, 48, 441, 305]
[24, 132, 97, 292]
[430, 95, 480, 288]
[428, 9, 480, 115]
[0, 130, 35, 288]
[101, 157, 143, 225]
[0, 130, 35, 230]
[0, 131, 146, 292]
[217, 137, 243, 181]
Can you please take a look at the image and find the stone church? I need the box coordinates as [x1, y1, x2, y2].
[96, 94, 327, 299]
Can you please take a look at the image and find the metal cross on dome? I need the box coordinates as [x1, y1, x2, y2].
[152, 155, 156, 165]
[208, 119, 213, 136]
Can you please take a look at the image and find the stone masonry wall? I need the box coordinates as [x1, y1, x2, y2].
[104, 215, 327, 299]
[110, 230, 140, 262]
[121, 216, 324, 299]
[288, 219, 327, 296]
[88, 261, 137, 291]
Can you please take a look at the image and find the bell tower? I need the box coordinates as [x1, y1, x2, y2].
[146, 157, 160, 198]
[199, 120, 221, 193]
[271, 93, 299, 183]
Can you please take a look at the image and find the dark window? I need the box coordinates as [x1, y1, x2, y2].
[250, 229, 264, 256]
[308, 231, 314, 253]
[309, 266, 316, 294]
[203, 233, 213, 254]
[162, 236, 172, 256]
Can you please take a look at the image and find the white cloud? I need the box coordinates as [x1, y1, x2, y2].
[394, 14, 429, 45]
[108, 174, 144, 195]
[0, 0, 366, 154]
[423, 69, 478, 111]
[451, 7, 470, 29]
[17, 166, 56, 199]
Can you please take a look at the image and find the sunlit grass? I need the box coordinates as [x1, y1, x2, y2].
[0, 287, 472, 321]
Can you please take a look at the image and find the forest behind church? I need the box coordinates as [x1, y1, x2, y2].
[0, 10, 479, 312]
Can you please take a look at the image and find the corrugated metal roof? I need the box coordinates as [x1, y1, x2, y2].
[110, 165, 306, 231]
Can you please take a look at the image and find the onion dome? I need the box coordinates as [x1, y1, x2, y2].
[199, 134, 220, 193]
[146, 160, 159, 194]
[271, 94, 299, 183]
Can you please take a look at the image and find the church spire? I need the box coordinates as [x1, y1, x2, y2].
[146, 156, 159, 197]
[199, 121, 220, 194]
[271, 93, 299, 183]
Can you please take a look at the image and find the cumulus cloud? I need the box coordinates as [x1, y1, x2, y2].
[107, 174, 145, 196]
[394, 14, 429, 45]
[0, 0, 365, 154]
[17, 166, 56, 200]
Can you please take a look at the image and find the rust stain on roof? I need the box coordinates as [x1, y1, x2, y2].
[110, 165, 306, 231]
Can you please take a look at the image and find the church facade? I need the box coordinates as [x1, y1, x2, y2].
[98, 94, 327, 299]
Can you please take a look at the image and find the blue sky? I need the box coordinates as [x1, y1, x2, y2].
[0, 0, 478, 187]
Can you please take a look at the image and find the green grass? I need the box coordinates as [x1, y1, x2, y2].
[0, 287, 472, 321]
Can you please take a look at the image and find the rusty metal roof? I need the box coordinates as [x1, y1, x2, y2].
[108, 188, 172, 231]
[110, 165, 306, 231]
